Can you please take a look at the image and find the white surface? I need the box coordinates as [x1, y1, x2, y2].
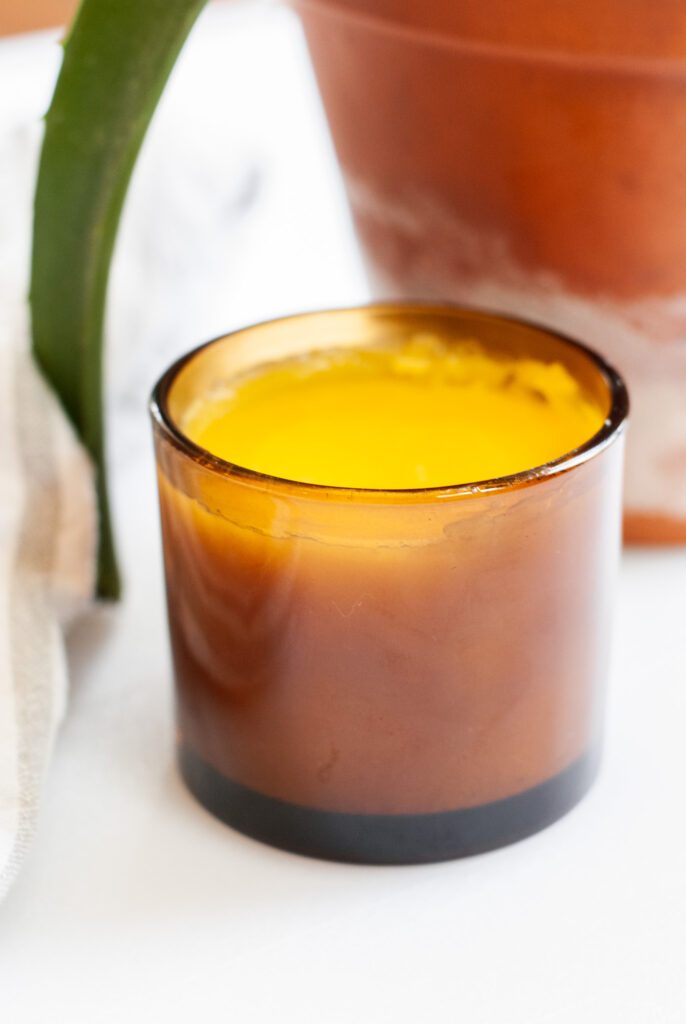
[1, 5, 686, 1020]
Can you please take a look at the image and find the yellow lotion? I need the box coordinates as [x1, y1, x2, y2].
[182, 337, 605, 489]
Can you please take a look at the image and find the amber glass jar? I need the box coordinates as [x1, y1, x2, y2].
[151, 305, 628, 864]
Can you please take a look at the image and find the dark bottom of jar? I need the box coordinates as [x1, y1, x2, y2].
[179, 745, 599, 865]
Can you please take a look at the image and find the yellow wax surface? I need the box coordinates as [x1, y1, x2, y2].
[182, 337, 605, 489]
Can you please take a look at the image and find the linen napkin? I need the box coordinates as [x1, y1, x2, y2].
[0, 123, 97, 902]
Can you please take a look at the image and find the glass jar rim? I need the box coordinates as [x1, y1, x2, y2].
[150, 303, 629, 504]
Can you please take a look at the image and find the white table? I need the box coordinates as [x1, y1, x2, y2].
[1, 7, 685, 1020]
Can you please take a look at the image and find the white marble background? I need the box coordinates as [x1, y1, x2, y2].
[1, 4, 685, 1021]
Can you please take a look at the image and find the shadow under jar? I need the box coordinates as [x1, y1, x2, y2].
[151, 305, 628, 864]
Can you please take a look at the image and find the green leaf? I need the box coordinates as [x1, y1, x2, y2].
[31, 0, 208, 599]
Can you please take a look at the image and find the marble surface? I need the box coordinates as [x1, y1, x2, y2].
[1, 5, 686, 1020]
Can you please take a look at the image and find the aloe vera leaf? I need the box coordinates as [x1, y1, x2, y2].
[31, 0, 208, 599]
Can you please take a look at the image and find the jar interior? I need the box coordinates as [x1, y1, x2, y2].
[164, 306, 614, 481]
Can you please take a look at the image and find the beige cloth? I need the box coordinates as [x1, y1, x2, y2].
[0, 124, 97, 900]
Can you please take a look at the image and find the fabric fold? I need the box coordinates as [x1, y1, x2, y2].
[0, 125, 97, 903]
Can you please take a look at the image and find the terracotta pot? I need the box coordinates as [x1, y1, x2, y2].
[295, 0, 686, 542]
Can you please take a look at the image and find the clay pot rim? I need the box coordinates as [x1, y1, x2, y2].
[294, 0, 686, 79]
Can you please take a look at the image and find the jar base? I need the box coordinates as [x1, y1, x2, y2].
[179, 745, 599, 865]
